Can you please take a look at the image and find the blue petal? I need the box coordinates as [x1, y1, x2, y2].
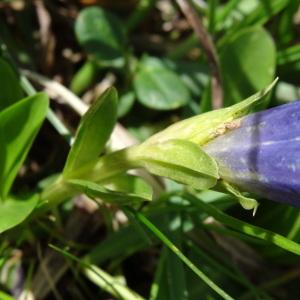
[203, 100, 300, 206]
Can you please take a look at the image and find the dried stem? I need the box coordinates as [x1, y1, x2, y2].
[176, 0, 223, 109]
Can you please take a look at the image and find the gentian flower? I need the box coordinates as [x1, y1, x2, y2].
[203, 100, 300, 207]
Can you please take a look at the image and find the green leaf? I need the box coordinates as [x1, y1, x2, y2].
[132, 139, 219, 190]
[0, 93, 49, 199]
[118, 91, 135, 118]
[0, 194, 38, 234]
[220, 27, 276, 107]
[70, 60, 99, 95]
[134, 57, 190, 110]
[63, 87, 118, 178]
[75, 6, 126, 67]
[0, 57, 23, 111]
[68, 177, 152, 205]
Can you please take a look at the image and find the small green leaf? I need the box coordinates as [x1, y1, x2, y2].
[220, 27, 276, 107]
[0, 93, 49, 199]
[63, 87, 118, 178]
[132, 139, 219, 190]
[134, 57, 190, 110]
[0, 194, 38, 234]
[118, 91, 135, 118]
[68, 177, 152, 205]
[216, 180, 259, 214]
[70, 60, 99, 95]
[75, 6, 126, 67]
[0, 57, 23, 111]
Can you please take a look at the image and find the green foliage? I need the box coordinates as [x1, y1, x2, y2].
[63, 87, 118, 178]
[217, 180, 258, 212]
[220, 27, 276, 106]
[70, 60, 99, 95]
[0, 57, 23, 111]
[0, 93, 49, 199]
[68, 174, 152, 205]
[0, 194, 38, 234]
[1, 1, 300, 299]
[118, 91, 136, 118]
[134, 57, 190, 110]
[50, 244, 145, 300]
[145, 79, 277, 146]
[75, 6, 126, 67]
[132, 139, 219, 190]
[127, 208, 234, 300]
[186, 194, 300, 256]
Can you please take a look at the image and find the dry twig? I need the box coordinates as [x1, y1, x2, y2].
[176, 0, 223, 109]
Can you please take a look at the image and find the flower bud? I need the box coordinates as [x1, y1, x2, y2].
[203, 101, 300, 207]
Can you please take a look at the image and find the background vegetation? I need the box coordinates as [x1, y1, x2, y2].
[0, 0, 300, 299]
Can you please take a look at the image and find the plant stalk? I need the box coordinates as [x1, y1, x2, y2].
[38, 146, 140, 214]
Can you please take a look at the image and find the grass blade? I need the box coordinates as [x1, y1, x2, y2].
[186, 193, 300, 256]
[124, 207, 234, 300]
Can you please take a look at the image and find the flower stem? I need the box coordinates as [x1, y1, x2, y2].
[38, 146, 140, 214]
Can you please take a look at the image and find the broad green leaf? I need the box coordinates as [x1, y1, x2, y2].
[0, 194, 38, 234]
[186, 194, 300, 256]
[145, 79, 277, 146]
[68, 177, 152, 205]
[0, 93, 49, 199]
[0, 57, 23, 111]
[63, 87, 118, 178]
[75, 6, 126, 67]
[134, 57, 190, 110]
[220, 27, 276, 106]
[132, 139, 219, 190]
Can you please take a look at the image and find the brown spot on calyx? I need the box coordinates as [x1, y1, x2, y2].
[212, 119, 242, 138]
